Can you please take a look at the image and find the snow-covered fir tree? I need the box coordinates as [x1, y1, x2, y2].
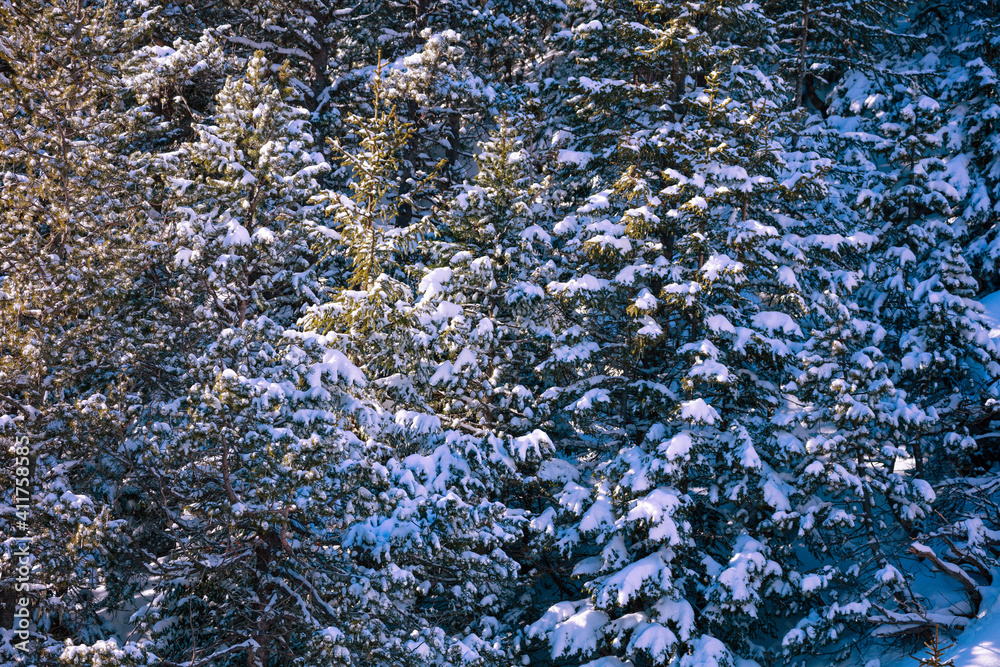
[775, 291, 935, 660]
[524, 5, 853, 662]
[0, 0, 165, 661]
[857, 92, 1000, 477]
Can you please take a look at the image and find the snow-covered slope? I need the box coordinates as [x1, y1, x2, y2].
[875, 288, 1000, 667]
[882, 581, 1000, 667]
[979, 291, 1000, 339]
[865, 295, 1000, 667]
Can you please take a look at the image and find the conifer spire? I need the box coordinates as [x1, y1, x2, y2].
[912, 625, 956, 667]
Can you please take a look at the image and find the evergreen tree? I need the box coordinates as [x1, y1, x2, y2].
[525, 6, 844, 661]
[298, 73, 537, 664]
[771, 0, 909, 112]
[2, 0, 1000, 662]
[155, 51, 329, 330]
[424, 113, 559, 435]
[942, 0, 1000, 292]
[857, 91, 1000, 476]
[0, 0, 163, 660]
[777, 292, 935, 660]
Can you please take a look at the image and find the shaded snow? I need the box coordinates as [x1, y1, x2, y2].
[979, 290, 1000, 338]
[881, 578, 1000, 667]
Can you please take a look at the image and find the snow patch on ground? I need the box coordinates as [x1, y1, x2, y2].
[881, 577, 1000, 667]
[979, 290, 1000, 339]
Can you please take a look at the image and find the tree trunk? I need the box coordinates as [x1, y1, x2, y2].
[794, 0, 811, 109]
[396, 99, 419, 227]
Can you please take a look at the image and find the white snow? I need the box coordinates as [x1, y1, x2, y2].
[511, 429, 553, 461]
[538, 458, 580, 483]
[751, 311, 802, 336]
[579, 497, 613, 533]
[626, 488, 682, 544]
[557, 149, 595, 167]
[595, 551, 672, 607]
[979, 290, 1000, 338]
[637, 315, 663, 337]
[800, 574, 824, 593]
[680, 398, 720, 425]
[550, 606, 610, 659]
[881, 577, 1000, 667]
[706, 314, 736, 335]
[570, 388, 612, 411]
[527, 601, 579, 639]
[659, 432, 693, 461]
[451, 347, 478, 374]
[319, 349, 365, 386]
[419, 267, 453, 300]
[223, 221, 251, 247]
[701, 254, 743, 281]
[548, 274, 608, 296]
[634, 288, 658, 311]
[629, 623, 678, 662]
[689, 360, 730, 382]
[429, 361, 454, 386]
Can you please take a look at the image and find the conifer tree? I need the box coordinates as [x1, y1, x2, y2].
[95, 56, 527, 667]
[4, 0, 1000, 662]
[155, 51, 330, 330]
[771, 0, 909, 112]
[857, 92, 1000, 475]
[423, 113, 559, 435]
[297, 72, 537, 664]
[525, 4, 845, 661]
[123, 27, 231, 148]
[912, 626, 956, 667]
[777, 292, 936, 659]
[942, 1, 1000, 292]
[0, 0, 163, 660]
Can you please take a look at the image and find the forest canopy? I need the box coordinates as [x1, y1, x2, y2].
[2, 0, 1000, 666]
